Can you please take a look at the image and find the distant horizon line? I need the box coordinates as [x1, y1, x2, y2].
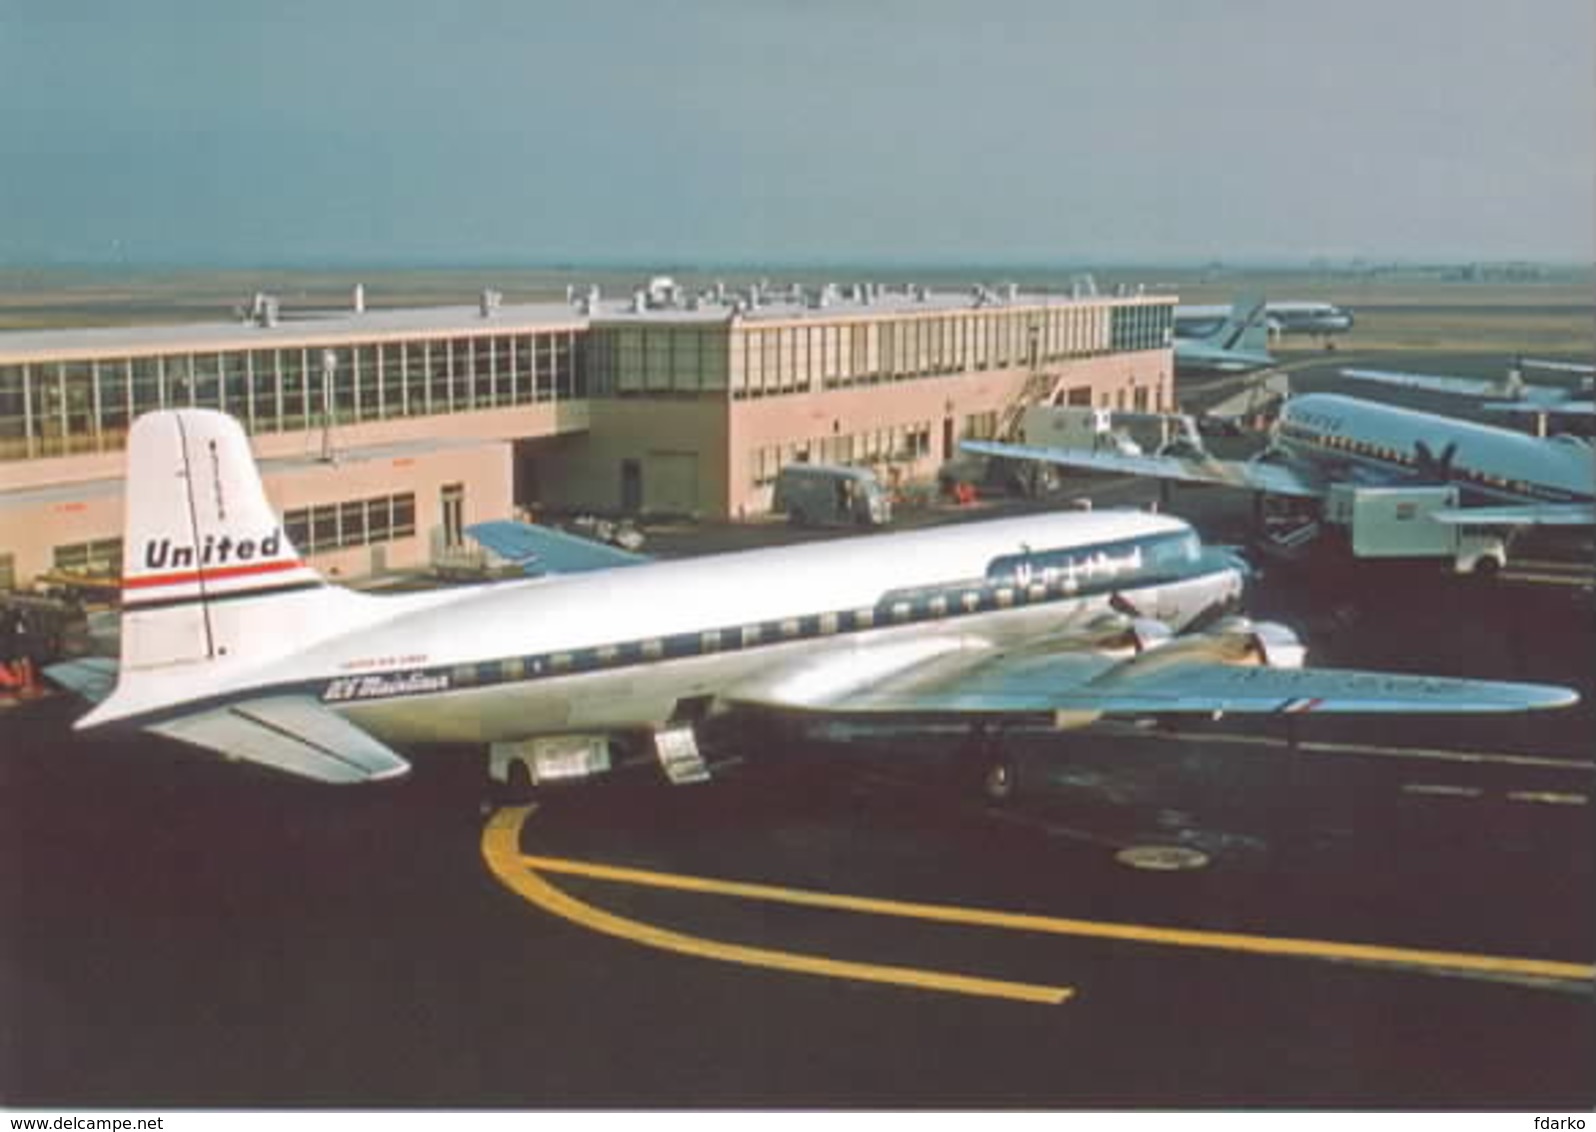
[2, 256, 1592, 275]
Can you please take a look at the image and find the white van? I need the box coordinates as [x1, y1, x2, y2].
[771, 464, 892, 527]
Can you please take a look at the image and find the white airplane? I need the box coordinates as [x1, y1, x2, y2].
[1341, 359, 1595, 425]
[965, 392, 1595, 528]
[47, 409, 1577, 795]
[1178, 301, 1355, 342]
[1173, 297, 1275, 375]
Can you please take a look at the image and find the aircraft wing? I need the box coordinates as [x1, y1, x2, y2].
[1521, 359, 1595, 376]
[466, 519, 648, 575]
[1430, 502, 1595, 527]
[726, 635, 1577, 719]
[1482, 400, 1594, 417]
[149, 695, 412, 784]
[961, 439, 1326, 498]
[1340, 368, 1502, 398]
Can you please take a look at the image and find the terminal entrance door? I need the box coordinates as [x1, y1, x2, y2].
[942, 417, 955, 461]
[440, 483, 464, 549]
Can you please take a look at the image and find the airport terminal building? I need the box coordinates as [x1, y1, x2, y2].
[0, 281, 1174, 588]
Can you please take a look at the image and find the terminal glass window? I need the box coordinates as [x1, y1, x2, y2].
[355, 344, 381, 420]
[98, 359, 132, 441]
[0, 365, 26, 461]
[430, 341, 452, 412]
[280, 349, 307, 429]
[130, 357, 161, 419]
[221, 352, 249, 418]
[282, 492, 418, 556]
[192, 353, 221, 411]
[61, 361, 94, 455]
[471, 338, 494, 409]
[52, 538, 123, 577]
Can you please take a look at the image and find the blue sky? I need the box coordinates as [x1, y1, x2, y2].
[2, 0, 1590, 266]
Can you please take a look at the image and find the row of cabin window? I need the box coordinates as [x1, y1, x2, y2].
[441, 579, 1108, 688]
[1304, 429, 1538, 495]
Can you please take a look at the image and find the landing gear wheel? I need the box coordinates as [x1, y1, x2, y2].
[981, 757, 1019, 803]
[498, 759, 535, 805]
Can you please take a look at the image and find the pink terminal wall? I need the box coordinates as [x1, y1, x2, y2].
[2, 437, 512, 586]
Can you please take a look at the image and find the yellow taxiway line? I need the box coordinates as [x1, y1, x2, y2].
[481, 806, 1075, 1006]
[478, 807, 1589, 996]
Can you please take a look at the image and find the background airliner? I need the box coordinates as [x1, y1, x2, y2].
[1177, 300, 1356, 341]
[965, 392, 1595, 528]
[1341, 359, 1594, 425]
[47, 410, 1577, 797]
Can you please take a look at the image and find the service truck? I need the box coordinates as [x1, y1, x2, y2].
[771, 464, 892, 527]
[1018, 405, 1144, 455]
[1322, 484, 1507, 576]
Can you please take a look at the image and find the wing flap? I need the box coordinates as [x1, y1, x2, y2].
[960, 439, 1325, 498]
[149, 695, 411, 784]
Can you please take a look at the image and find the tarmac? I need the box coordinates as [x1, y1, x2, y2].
[2, 349, 1593, 1110]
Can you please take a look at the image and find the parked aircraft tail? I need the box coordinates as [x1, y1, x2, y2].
[1208, 295, 1271, 354]
[79, 410, 375, 728]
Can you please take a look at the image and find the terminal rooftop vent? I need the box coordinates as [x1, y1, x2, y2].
[631, 289, 648, 313]
[1070, 273, 1099, 298]
[645, 276, 678, 308]
[712, 280, 727, 302]
[479, 288, 502, 318]
[249, 292, 280, 328]
[352, 283, 365, 313]
[1004, 282, 1020, 302]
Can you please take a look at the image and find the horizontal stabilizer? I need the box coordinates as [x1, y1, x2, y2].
[961, 439, 1325, 498]
[150, 695, 411, 784]
[466, 520, 648, 575]
[44, 657, 121, 704]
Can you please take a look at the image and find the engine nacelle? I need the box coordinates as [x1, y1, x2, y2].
[1184, 616, 1307, 668]
[1081, 613, 1176, 655]
[1246, 621, 1307, 669]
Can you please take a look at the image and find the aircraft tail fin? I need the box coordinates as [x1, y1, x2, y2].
[1213, 295, 1271, 354]
[83, 409, 371, 726]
